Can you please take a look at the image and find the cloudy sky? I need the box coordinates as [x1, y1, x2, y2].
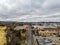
[0, 0, 60, 22]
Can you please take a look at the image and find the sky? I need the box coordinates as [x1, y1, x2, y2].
[0, 0, 60, 22]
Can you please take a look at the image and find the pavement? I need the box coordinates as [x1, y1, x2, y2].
[25, 30, 34, 45]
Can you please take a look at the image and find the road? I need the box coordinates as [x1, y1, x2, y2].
[26, 30, 34, 45]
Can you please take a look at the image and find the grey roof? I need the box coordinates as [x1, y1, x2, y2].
[33, 24, 57, 28]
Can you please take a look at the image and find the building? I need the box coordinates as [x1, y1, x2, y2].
[32, 24, 60, 37]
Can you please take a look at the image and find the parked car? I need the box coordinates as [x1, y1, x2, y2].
[44, 39, 56, 45]
[37, 37, 56, 45]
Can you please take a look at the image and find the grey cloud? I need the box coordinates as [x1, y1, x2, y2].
[0, 0, 60, 22]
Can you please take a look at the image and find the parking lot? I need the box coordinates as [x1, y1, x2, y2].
[34, 36, 60, 45]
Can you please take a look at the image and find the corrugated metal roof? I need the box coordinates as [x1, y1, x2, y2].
[33, 24, 57, 28]
[14, 26, 24, 30]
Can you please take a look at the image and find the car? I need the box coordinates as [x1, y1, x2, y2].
[44, 39, 56, 45]
[37, 38, 44, 45]
[45, 42, 56, 45]
[37, 37, 56, 45]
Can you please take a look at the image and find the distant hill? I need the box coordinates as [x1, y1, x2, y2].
[0, 21, 60, 25]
